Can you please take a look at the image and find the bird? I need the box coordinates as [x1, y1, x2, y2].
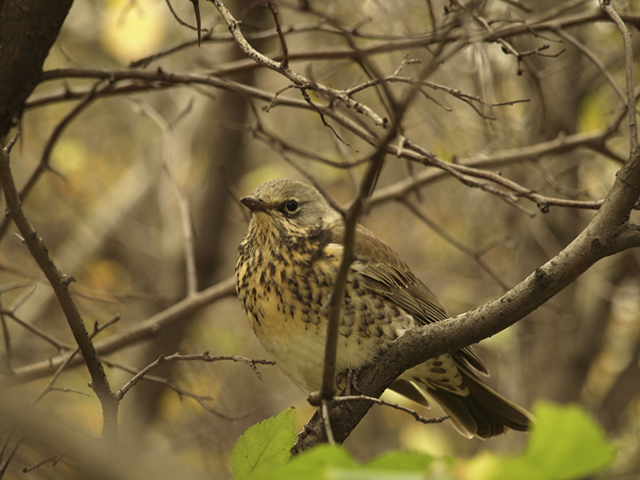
[235, 178, 532, 439]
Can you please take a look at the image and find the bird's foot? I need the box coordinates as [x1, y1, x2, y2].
[336, 368, 361, 396]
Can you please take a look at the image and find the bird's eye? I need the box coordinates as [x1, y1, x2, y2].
[286, 200, 299, 212]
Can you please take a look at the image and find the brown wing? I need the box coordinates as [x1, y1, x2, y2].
[329, 223, 488, 375]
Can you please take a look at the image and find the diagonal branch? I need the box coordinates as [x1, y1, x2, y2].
[3, 276, 237, 384]
[0, 137, 118, 443]
[208, 0, 387, 127]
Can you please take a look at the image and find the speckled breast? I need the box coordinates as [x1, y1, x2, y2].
[236, 232, 417, 391]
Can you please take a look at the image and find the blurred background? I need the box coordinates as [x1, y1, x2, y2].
[1, 0, 639, 478]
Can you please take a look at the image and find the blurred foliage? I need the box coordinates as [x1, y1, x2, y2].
[233, 402, 615, 480]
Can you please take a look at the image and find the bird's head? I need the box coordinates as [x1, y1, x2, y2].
[240, 178, 342, 241]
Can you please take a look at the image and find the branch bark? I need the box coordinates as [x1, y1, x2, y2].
[0, 0, 75, 137]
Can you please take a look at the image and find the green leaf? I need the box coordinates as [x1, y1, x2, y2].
[254, 444, 433, 480]
[364, 450, 434, 471]
[524, 401, 617, 479]
[333, 451, 434, 480]
[231, 407, 297, 480]
[465, 401, 617, 480]
[273, 444, 356, 480]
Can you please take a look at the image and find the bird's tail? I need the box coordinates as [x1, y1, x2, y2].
[425, 366, 533, 439]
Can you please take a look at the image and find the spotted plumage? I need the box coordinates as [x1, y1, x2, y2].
[236, 178, 532, 439]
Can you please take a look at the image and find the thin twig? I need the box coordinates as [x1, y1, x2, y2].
[600, 0, 637, 152]
[139, 102, 198, 297]
[268, 2, 289, 68]
[114, 352, 275, 401]
[0, 298, 11, 374]
[22, 454, 64, 473]
[209, 0, 387, 127]
[101, 357, 249, 420]
[5, 277, 237, 384]
[320, 399, 335, 445]
[401, 200, 511, 291]
[334, 395, 450, 425]
[0, 309, 75, 351]
[0, 440, 20, 478]
[344, 75, 530, 119]
[315, 34, 451, 445]
[402, 139, 605, 214]
[163, 0, 204, 32]
[555, 29, 626, 105]
[0, 139, 118, 442]
[0, 80, 110, 243]
[30, 314, 121, 407]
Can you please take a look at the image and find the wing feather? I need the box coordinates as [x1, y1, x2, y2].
[328, 223, 488, 375]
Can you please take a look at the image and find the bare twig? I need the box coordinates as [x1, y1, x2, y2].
[0, 309, 75, 351]
[402, 139, 608, 214]
[139, 102, 198, 297]
[22, 454, 64, 473]
[0, 301, 10, 373]
[297, 87, 356, 149]
[321, 400, 335, 444]
[5, 277, 236, 384]
[555, 29, 626, 105]
[316, 34, 451, 443]
[0, 438, 20, 478]
[600, 0, 637, 152]
[102, 358, 249, 420]
[209, 0, 387, 127]
[334, 395, 449, 425]
[30, 314, 121, 407]
[344, 75, 530, 119]
[401, 200, 511, 291]
[115, 352, 275, 401]
[0, 138, 118, 443]
[268, 2, 289, 68]
[189, 0, 202, 45]
[163, 0, 204, 33]
[0, 81, 109, 243]
[318, 137, 391, 400]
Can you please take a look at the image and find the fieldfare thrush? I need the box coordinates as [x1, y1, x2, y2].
[236, 178, 532, 439]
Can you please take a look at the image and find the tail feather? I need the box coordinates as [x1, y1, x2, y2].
[389, 380, 430, 407]
[426, 367, 533, 439]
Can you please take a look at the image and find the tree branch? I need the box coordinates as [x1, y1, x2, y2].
[0, 0, 74, 136]
[3, 276, 236, 384]
[0, 138, 118, 443]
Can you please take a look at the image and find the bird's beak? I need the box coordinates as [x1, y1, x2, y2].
[240, 195, 271, 213]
